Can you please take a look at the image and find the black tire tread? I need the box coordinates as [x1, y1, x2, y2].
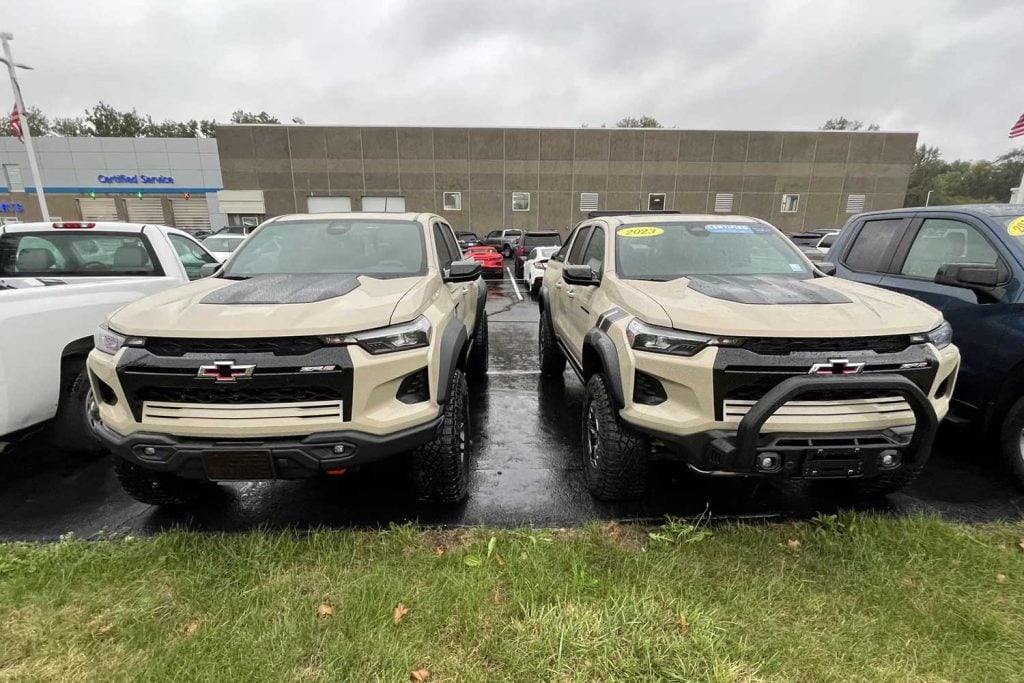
[466, 313, 489, 378]
[999, 395, 1024, 490]
[583, 374, 650, 501]
[410, 370, 470, 503]
[538, 309, 566, 377]
[46, 366, 104, 454]
[114, 458, 210, 506]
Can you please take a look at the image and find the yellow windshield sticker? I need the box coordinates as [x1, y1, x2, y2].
[617, 227, 664, 237]
[1008, 216, 1024, 237]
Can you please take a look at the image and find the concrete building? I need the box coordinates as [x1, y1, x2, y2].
[215, 125, 918, 233]
[0, 137, 223, 229]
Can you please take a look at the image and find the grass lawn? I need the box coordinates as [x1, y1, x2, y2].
[1, 514, 1023, 682]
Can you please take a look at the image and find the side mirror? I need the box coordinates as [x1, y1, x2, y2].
[817, 262, 837, 276]
[563, 264, 599, 286]
[444, 259, 482, 283]
[198, 262, 220, 278]
[934, 263, 1000, 290]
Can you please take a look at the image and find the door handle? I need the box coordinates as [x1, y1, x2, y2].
[554, 281, 562, 289]
[566, 288, 576, 299]
[461, 286, 469, 294]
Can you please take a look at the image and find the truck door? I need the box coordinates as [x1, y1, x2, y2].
[552, 226, 591, 345]
[432, 221, 471, 330]
[878, 215, 1011, 416]
[833, 216, 912, 286]
[563, 225, 606, 357]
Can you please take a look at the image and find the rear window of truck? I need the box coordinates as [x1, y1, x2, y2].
[0, 232, 161, 277]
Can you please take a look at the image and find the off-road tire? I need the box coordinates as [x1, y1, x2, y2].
[410, 369, 471, 503]
[538, 309, 566, 377]
[466, 313, 489, 378]
[582, 374, 650, 501]
[46, 366, 104, 454]
[999, 395, 1024, 490]
[114, 458, 212, 506]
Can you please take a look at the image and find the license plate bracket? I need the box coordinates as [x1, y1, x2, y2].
[202, 450, 275, 480]
[802, 451, 864, 478]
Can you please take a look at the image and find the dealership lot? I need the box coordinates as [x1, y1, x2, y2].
[1, 268, 1021, 541]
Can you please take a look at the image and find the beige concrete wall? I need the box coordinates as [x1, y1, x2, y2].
[216, 126, 917, 234]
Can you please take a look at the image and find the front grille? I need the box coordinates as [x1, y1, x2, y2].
[144, 336, 324, 357]
[722, 396, 913, 422]
[725, 386, 901, 402]
[736, 335, 911, 356]
[137, 386, 342, 405]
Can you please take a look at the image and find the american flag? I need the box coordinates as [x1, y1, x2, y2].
[1011, 112, 1024, 139]
[9, 104, 23, 143]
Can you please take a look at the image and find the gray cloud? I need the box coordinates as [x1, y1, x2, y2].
[5, 0, 1023, 159]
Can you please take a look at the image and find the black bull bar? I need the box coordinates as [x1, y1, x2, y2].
[708, 374, 938, 474]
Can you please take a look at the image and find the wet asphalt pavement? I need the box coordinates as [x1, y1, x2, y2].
[2, 269, 1024, 541]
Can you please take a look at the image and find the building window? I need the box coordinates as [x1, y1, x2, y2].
[780, 194, 800, 213]
[647, 193, 667, 211]
[362, 196, 406, 212]
[511, 192, 531, 212]
[443, 192, 462, 211]
[579, 192, 599, 212]
[846, 194, 866, 213]
[714, 193, 734, 213]
[3, 164, 24, 193]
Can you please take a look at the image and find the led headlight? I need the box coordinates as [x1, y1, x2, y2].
[626, 319, 722, 357]
[93, 325, 145, 355]
[322, 315, 431, 355]
[910, 321, 953, 350]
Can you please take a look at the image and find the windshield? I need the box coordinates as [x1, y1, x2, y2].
[0, 231, 159, 277]
[531, 246, 559, 259]
[223, 219, 426, 278]
[996, 213, 1024, 240]
[525, 234, 561, 248]
[615, 221, 810, 281]
[203, 237, 242, 252]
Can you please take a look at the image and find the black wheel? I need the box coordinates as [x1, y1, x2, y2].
[114, 458, 213, 506]
[502, 244, 512, 258]
[410, 369, 471, 503]
[529, 280, 541, 297]
[466, 313, 489, 378]
[538, 309, 566, 377]
[46, 366, 104, 454]
[581, 374, 650, 501]
[999, 395, 1024, 490]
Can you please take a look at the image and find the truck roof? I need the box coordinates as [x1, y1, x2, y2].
[0, 221, 188, 236]
[597, 213, 764, 225]
[268, 212, 433, 223]
[856, 204, 1024, 220]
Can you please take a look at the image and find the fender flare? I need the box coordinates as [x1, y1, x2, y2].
[583, 328, 626, 409]
[436, 316, 469, 405]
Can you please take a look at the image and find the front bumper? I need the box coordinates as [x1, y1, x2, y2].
[91, 412, 443, 480]
[654, 374, 938, 478]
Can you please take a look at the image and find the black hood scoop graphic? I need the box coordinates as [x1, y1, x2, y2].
[201, 274, 362, 305]
[685, 275, 851, 305]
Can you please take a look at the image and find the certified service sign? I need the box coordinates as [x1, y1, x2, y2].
[97, 174, 175, 185]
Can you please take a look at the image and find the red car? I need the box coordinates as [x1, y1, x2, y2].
[465, 245, 504, 279]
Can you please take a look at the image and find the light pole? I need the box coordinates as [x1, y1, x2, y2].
[0, 32, 49, 221]
[925, 189, 933, 207]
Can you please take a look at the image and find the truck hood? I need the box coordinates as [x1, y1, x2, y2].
[620, 274, 944, 337]
[108, 274, 424, 337]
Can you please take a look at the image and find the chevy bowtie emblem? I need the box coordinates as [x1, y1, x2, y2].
[197, 360, 256, 381]
[808, 358, 865, 375]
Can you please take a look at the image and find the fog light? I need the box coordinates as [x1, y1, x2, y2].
[332, 445, 348, 455]
[879, 450, 901, 469]
[757, 452, 781, 472]
[143, 447, 156, 456]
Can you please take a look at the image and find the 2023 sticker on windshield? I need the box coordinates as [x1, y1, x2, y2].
[1008, 216, 1024, 237]
[617, 227, 664, 237]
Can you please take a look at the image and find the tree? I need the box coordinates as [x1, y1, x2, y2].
[85, 102, 151, 137]
[230, 109, 280, 124]
[147, 119, 199, 137]
[51, 117, 91, 136]
[615, 115, 663, 128]
[821, 117, 880, 131]
[199, 119, 218, 138]
[905, 144, 946, 206]
[0, 105, 50, 136]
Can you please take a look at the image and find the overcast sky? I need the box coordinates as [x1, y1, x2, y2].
[5, 0, 1022, 160]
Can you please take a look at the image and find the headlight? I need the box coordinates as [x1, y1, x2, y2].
[93, 325, 145, 355]
[910, 321, 953, 350]
[322, 315, 431, 355]
[627, 319, 727, 357]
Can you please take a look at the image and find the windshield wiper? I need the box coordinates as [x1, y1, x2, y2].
[219, 274, 251, 280]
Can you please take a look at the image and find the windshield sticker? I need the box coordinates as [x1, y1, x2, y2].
[617, 227, 664, 237]
[705, 224, 755, 234]
[789, 263, 805, 272]
[1008, 217, 1024, 237]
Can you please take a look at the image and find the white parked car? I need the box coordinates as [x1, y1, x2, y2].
[202, 234, 246, 262]
[524, 246, 560, 295]
[0, 221, 218, 451]
[816, 230, 839, 253]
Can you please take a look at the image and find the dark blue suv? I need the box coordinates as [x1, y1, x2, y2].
[828, 204, 1024, 486]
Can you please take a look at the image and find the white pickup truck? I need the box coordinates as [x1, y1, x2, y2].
[0, 221, 218, 451]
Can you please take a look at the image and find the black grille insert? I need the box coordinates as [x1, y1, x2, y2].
[139, 386, 342, 405]
[736, 335, 911, 356]
[144, 336, 324, 357]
